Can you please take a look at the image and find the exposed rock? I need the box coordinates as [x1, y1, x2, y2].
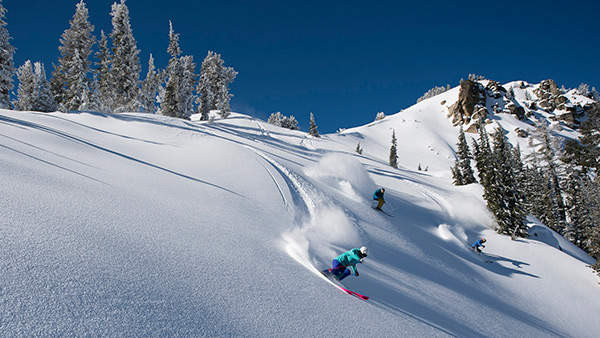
[448, 79, 486, 125]
[529, 101, 537, 110]
[485, 80, 507, 99]
[515, 128, 528, 138]
[440, 100, 446, 105]
[558, 112, 576, 127]
[506, 104, 526, 120]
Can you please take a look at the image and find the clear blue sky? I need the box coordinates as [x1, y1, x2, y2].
[5, 0, 600, 132]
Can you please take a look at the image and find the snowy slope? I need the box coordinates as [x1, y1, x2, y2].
[1, 105, 599, 336]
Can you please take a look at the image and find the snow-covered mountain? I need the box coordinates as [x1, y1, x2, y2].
[1, 80, 599, 336]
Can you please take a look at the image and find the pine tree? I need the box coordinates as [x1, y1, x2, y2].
[94, 30, 113, 113]
[110, 0, 141, 112]
[309, 112, 320, 137]
[196, 51, 237, 118]
[51, 0, 95, 111]
[177, 55, 196, 119]
[15, 61, 36, 111]
[33, 62, 56, 112]
[63, 49, 90, 111]
[355, 143, 363, 155]
[0, 0, 14, 109]
[456, 126, 476, 184]
[268, 112, 283, 126]
[140, 54, 160, 113]
[159, 21, 182, 117]
[489, 127, 527, 237]
[451, 161, 464, 185]
[389, 129, 398, 168]
[526, 123, 567, 233]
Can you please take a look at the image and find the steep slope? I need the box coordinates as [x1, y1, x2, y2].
[1, 107, 599, 337]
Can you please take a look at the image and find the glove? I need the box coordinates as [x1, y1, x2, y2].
[482, 245, 485, 248]
[356, 272, 359, 277]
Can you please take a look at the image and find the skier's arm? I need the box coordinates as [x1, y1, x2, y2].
[349, 264, 359, 276]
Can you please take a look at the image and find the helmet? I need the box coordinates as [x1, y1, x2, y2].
[360, 246, 368, 256]
[381, 187, 385, 192]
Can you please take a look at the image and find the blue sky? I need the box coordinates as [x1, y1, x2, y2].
[5, 0, 600, 132]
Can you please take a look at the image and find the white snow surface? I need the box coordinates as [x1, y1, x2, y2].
[1, 104, 598, 336]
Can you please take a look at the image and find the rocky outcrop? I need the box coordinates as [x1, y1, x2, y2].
[534, 79, 565, 111]
[506, 103, 526, 120]
[448, 79, 486, 125]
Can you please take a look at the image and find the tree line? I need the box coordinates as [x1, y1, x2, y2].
[452, 112, 600, 276]
[0, 0, 236, 119]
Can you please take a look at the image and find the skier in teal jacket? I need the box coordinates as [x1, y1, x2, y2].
[327, 246, 368, 281]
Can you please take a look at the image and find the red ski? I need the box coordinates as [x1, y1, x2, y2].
[320, 270, 369, 301]
[338, 286, 369, 300]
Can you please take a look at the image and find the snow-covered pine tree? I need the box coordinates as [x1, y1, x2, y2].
[526, 123, 567, 234]
[451, 161, 464, 186]
[109, 0, 141, 112]
[456, 126, 476, 184]
[33, 62, 56, 112]
[267, 112, 283, 126]
[562, 166, 588, 246]
[177, 55, 196, 119]
[281, 115, 299, 130]
[63, 49, 90, 111]
[389, 129, 398, 168]
[578, 103, 600, 173]
[140, 54, 160, 113]
[0, 0, 14, 109]
[15, 61, 36, 111]
[309, 112, 320, 137]
[196, 51, 237, 119]
[94, 30, 113, 113]
[473, 123, 493, 188]
[159, 21, 182, 117]
[51, 0, 95, 111]
[490, 126, 527, 237]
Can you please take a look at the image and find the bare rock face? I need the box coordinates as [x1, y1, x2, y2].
[506, 103, 526, 120]
[515, 128, 528, 138]
[448, 79, 486, 125]
[485, 80, 507, 99]
[534, 79, 564, 111]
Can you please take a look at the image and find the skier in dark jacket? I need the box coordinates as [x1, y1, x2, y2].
[471, 238, 486, 253]
[373, 188, 385, 210]
[326, 247, 368, 281]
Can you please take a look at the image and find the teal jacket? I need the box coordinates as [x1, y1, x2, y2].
[335, 248, 362, 275]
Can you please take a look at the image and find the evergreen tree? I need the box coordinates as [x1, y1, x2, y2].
[489, 127, 527, 237]
[281, 114, 299, 130]
[309, 112, 320, 137]
[161, 72, 179, 117]
[33, 62, 56, 112]
[109, 0, 141, 112]
[389, 129, 398, 168]
[196, 51, 237, 118]
[355, 143, 363, 155]
[15, 61, 35, 111]
[140, 54, 160, 113]
[177, 55, 196, 119]
[159, 21, 182, 117]
[526, 123, 567, 233]
[0, 0, 14, 109]
[451, 161, 464, 185]
[51, 0, 95, 111]
[456, 126, 476, 184]
[473, 123, 494, 191]
[94, 30, 113, 113]
[268, 112, 284, 126]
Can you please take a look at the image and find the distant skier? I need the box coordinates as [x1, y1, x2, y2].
[471, 238, 486, 253]
[373, 188, 385, 210]
[326, 246, 368, 281]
